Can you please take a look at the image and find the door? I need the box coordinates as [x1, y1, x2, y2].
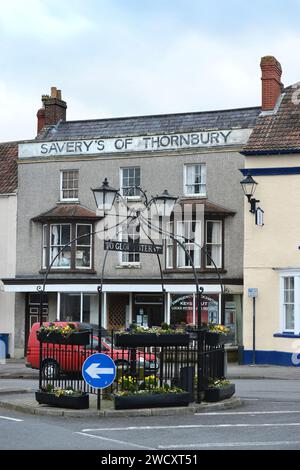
[24, 293, 49, 355]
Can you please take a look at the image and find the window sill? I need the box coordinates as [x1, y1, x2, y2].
[39, 269, 97, 275]
[115, 264, 141, 269]
[274, 333, 300, 339]
[163, 268, 227, 274]
[57, 200, 80, 204]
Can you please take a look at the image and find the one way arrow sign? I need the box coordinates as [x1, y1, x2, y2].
[82, 353, 116, 389]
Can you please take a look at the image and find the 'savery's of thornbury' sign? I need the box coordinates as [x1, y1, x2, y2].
[19, 129, 252, 159]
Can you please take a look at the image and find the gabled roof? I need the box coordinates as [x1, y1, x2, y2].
[243, 84, 300, 155]
[32, 204, 102, 222]
[0, 141, 18, 194]
[37, 107, 261, 141]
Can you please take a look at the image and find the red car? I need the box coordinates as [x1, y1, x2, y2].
[26, 322, 158, 379]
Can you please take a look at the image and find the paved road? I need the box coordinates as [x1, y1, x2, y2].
[1, 379, 300, 450]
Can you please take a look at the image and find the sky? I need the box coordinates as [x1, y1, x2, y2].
[1, 0, 300, 142]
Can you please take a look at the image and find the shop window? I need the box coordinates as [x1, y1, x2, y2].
[170, 294, 194, 325]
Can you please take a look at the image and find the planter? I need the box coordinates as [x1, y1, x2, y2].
[114, 333, 189, 347]
[114, 392, 191, 410]
[36, 330, 90, 346]
[204, 383, 235, 402]
[205, 332, 234, 347]
[35, 391, 89, 409]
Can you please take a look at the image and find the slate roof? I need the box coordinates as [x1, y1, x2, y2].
[32, 204, 102, 222]
[178, 198, 235, 216]
[0, 141, 18, 194]
[243, 84, 300, 155]
[37, 107, 261, 141]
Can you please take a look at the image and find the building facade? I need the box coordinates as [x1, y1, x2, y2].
[2, 87, 260, 357]
[242, 56, 300, 365]
[0, 142, 18, 357]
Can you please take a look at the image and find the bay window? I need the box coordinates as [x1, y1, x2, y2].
[206, 220, 222, 268]
[177, 220, 201, 268]
[42, 222, 93, 271]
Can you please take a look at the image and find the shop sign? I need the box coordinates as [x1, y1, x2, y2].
[19, 128, 252, 159]
[104, 240, 163, 254]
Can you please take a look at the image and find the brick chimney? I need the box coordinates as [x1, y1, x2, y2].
[37, 87, 67, 134]
[260, 56, 283, 111]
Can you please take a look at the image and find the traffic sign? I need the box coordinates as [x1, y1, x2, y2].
[82, 353, 116, 389]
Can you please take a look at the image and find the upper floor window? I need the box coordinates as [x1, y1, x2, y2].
[206, 221, 222, 268]
[60, 170, 79, 201]
[166, 218, 223, 271]
[120, 167, 141, 198]
[43, 222, 92, 270]
[176, 220, 202, 268]
[184, 164, 206, 197]
[119, 221, 140, 265]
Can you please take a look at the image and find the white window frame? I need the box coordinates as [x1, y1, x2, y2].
[120, 167, 141, 199]
[206, 220, 222, 269]
[75, 224, 92, 270]
[60, 170, 79, 202]
[42, 224, 48, 269]
[49, 223, 72, 269]
[184, 164, 206, 197]
[165, 221, 174, 269]
[279, 271, 300, 335]
[176, 220, 201, 269]
[118, 222, 140, 266]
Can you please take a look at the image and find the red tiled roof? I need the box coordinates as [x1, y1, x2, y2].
[32, 204, 102, 222]
[243, 84, 300, 154]
[0, 142, 18, 194]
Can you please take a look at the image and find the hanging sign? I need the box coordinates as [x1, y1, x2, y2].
[104, 240, 163, 254]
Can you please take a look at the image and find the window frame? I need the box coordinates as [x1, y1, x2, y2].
[176, 220, 202, 269]
[279, 273, 299, 334]
[119, 167, 141, 199]
[184, 164, 206, 197]
[42, 221, 94, 272]
[60, 169, 79, 202]
[118, 221, 140, 266]
[75, 223, 93, 270]
[205, 220, 223, 269]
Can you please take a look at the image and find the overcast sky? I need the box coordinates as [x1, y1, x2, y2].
[1, 0, 300, 142]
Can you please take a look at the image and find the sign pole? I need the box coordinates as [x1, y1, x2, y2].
[252, 296, 256, 365]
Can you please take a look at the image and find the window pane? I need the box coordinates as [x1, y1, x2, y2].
[76, 247, 91, 268]
[77, 224, 91, 246]
[285, 304, 294, 330]
[60, 293, 80, 322]
[185, 164, 206, 195]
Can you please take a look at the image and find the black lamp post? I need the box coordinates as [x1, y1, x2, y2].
[240, 173, 259, 213]
[91, 178, 118, 213]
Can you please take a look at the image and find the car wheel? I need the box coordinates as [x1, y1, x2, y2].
[42, 360, 60, 380]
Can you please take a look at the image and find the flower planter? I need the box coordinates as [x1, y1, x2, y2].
[114, 392, 191, 410]
[204, 383, 235, 402]
[205, 332, 234, 347]
[35, 391, 89, 409]
[36, 330, 90, 346]
[114, 333, 189, 347]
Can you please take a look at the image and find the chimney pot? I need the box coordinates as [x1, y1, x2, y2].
[36, 86, 67, 135]
[260, 55, 283, 111]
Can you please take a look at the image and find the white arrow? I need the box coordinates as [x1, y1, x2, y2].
[86, 363, 114, 379]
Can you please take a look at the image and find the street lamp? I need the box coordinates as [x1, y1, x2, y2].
[240, 173, 259, 213]
[152, 189, 177, 217]
[91, 178, 118, 212]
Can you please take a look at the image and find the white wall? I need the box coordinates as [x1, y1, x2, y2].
[0, 193, 17, 356]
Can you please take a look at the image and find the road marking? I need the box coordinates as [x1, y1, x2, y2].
[82, 423, 300, 432]
[0, 416, 23, 422]
[159, 440, 300, 449]
[75, 432, 155, 450]
[195, 410, 300, 416]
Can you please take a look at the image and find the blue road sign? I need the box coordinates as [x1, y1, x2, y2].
[82, 353, 116, 389]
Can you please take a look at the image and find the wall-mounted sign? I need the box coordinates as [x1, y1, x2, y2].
[255, 207, 264, 226]
[19, 128, 252, 159]
[248, 288, 258, 298]
[104, 240, 163, 254]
